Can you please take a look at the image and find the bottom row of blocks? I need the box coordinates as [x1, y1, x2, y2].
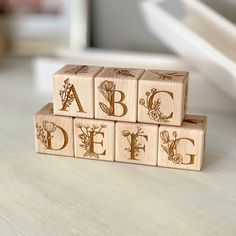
[35, 103, 207, 171]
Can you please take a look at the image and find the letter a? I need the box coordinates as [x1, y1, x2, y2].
[60, 84, 85, 113]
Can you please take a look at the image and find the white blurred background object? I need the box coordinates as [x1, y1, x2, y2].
[140, 0, 236, 101]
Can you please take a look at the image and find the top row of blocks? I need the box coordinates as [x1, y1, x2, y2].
[53, 65, 189, 126]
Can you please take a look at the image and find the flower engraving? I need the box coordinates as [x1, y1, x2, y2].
[114, 68, 135, 77]
[98, 80, 116, 115]
[36, 121, 57, 148]
[42, 121, 57, 133]
[139, 88, 173, 122]
[160, 131, 195, 165]
[77, 124, 106, 158]
[122, 126, 148, 160]
[150, 71, 185, 80]
[64, 65, 89, 74]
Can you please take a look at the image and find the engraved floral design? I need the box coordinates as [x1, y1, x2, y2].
[183, 118, 202, 124]
[43, 121, 57, 133]
[64, 65, 88, 74]
[98, 80, 116, 115]
[160, 130, 194, 164]
[114, 68, 135, 77]
[150, 71, 184, 80]
[77, 123, 106, 158]
[36, 121, 57, 148]
[59, 78, 74, 110]
[139, 88, 172, 122]
[122, 126, 146, 160]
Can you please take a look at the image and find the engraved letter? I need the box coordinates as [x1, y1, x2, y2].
[77, 124, 106, 158]
[36, 121, 68, 150]
[98, 80, 128, 117]
[59, 79, 85, 113]
[122, 127, 148, 160]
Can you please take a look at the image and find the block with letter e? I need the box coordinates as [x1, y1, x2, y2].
[74, 118, 115, 161]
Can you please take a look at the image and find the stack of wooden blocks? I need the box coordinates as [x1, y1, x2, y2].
[35, 65, 207, 171]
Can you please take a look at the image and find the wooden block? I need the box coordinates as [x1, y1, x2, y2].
[35, 103, 74, 157]
[138, 69, 189, 126]
[95, 67, 145, 122]
[53, 64, 103, 118]
[115, 122, 158, 166]
[158, 114, 207, 171]
[74, 118, 115, 161]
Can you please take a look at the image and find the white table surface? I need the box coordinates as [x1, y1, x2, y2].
[0, 57, 235, 236]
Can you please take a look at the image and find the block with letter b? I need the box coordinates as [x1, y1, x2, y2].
[115, 122, 158, 166]
[74, 118, 115, 161]
[95, 67, 145, 122]
[35, 103, 74, 157]
[158, 114, 207, 171]
[138, 69, 189, 126]
[53, 64, 103, 118]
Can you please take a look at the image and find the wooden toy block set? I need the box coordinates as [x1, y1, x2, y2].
[34, 65, 207, 171]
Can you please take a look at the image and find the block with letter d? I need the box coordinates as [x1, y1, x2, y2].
[35, 103, 74, 157]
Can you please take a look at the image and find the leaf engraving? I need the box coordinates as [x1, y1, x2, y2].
[99, 102, 112, 115]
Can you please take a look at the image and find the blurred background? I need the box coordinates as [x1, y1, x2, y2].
[0, 0, 236, 115]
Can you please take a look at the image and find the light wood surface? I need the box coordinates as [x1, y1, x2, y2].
[138, 69, 188, 126]
[35, 103, 74, 157]
[95, 67, 145, 122]
[53, 64, 103, 118]
[115, 122, 158, 166]
[74, 118, 115, 161]
[0, 57, 236, 236]
[158, 114, 207, 171]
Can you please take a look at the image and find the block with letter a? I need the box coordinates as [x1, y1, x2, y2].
[53, 64, 103, 118]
